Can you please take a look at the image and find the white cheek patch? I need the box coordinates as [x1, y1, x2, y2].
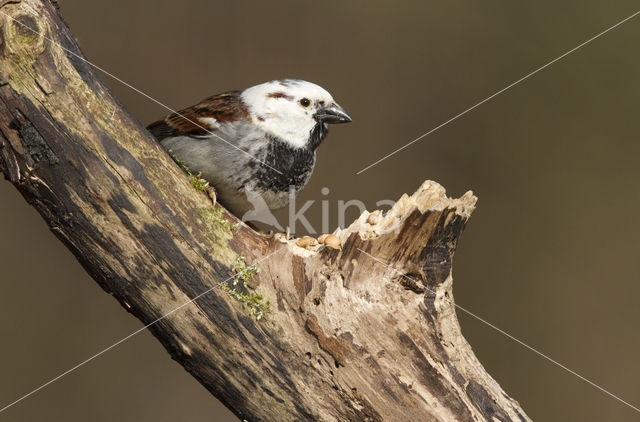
[263, 108, 316, 148]
[241, 79, 336, 149]
[199, 117, 220, 130]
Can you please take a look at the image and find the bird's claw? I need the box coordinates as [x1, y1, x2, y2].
[206, 186, 217, 205]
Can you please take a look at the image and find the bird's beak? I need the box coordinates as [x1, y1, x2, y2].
[314, 103, 352, 124]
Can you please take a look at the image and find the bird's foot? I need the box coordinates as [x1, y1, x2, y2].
[206, 186, 217, 205]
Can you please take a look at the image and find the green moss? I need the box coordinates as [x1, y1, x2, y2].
[169, 150, 210, 192]
[168, 153, 265, 317]
[221, 284, 270, 320]
[221, 256, 270, 320]
[190, 175, 210, 191]
[202, 207, 238, 232]
[8, 15, 41, 47]
[232, 256, 257, 285]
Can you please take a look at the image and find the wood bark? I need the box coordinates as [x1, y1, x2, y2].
[0, 1, 530, 420]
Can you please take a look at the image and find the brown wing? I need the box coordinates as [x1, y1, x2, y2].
[146, 90, 249, 141]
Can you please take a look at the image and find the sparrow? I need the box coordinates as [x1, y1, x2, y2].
[147, 79, 351, 219]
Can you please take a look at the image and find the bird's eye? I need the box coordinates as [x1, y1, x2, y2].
[299, 98, 311, 108]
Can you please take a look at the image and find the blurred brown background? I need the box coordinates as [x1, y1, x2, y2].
[1, 0, 639, 420]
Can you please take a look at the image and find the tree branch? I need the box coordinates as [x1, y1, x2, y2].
[0, 1, 529, 420]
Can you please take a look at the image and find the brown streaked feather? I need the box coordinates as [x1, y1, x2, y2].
[146, 90, 249, 141]
[267, 91, 294, 101]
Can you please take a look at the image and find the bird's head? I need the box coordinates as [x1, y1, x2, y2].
[241, 79, 351, 149]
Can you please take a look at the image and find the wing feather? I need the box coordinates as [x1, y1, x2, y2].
[147, 90, 249, 141]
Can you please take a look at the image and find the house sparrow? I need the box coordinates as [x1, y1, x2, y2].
[147, 79, 351, 219]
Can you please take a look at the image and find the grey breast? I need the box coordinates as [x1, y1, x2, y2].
[159, 122, 277, 216]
